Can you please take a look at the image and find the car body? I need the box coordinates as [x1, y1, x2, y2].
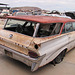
[0, 15, 75, 71]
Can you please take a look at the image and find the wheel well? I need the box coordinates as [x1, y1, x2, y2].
[52, 48, 67, 65]
[64, 48, 67, 53]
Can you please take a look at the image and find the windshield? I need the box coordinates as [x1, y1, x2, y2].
[4, 19, 38, 36]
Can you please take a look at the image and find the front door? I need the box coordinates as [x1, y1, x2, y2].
[64, 22, 75, 50]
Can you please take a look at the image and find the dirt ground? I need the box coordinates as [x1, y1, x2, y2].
[0, 48, 75, 75]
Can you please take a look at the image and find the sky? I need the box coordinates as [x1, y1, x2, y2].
[0, 0, 75, 12]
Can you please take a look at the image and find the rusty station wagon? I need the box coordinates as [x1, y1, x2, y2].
[0, 15, 75, 71]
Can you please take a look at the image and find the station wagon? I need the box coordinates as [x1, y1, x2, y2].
[0, 15, 75, 71]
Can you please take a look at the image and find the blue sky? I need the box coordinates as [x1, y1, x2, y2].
[0, 0, 75, 12]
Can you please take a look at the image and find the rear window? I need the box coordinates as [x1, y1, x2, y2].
[4, 19, 38, 36]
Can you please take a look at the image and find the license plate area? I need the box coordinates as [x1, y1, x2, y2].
[5, 50, 13, 57]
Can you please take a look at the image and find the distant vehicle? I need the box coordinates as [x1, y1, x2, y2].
[26, 12, 33, 15]
[50, 14, 71, 18]
[65, 12, 75, 19]
[32, 11, 41, 15]
[44, 10, 71, 19]
[0, 9, 11, 17]
[42, 13, 71, 19]
[15, 12, 27, 16]
[15, 12, 33, 16]
[0, 15, 75, 72]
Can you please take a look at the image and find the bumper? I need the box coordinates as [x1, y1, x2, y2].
[0, 44, 46, 72]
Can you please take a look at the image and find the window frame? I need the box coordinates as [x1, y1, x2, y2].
[62, 22, 74, 34]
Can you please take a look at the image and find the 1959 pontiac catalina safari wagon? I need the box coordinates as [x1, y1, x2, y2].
[0, 15, 75, 71]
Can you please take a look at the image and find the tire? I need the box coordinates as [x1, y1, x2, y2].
[54, 50, 66, 64]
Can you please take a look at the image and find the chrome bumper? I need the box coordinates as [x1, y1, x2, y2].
[0, 44, 46, 72]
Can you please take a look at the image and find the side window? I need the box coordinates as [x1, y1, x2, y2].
[62, 22, 73, 33]
[72, 22, 75, 31]
[65, 23, 73, 32]
[37, 23, 63, 37]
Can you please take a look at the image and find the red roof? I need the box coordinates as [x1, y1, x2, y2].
[7, 15, 75, 23]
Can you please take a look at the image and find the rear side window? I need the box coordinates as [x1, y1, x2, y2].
[36, 23, 63, 37]
[4, 19, 38, 36]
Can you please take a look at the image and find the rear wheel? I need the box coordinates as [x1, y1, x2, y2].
[54, 50, 66, 64]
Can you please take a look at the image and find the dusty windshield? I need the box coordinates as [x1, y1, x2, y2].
[4, 19, 38, 36]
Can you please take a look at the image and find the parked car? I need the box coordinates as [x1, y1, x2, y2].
[14, 12, 33, 16]
[65, 12, 75, 19]
[0, 15, 75, 71]
[0, 9, 11, 18]
[15, 12, 27, 16]
[42, 13, 71, 18]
